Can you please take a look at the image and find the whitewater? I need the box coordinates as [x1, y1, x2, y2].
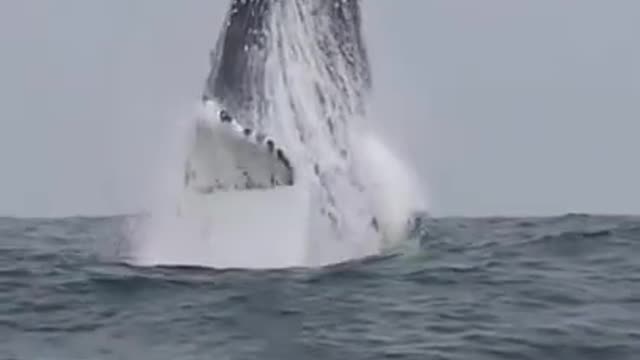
[123, 0, 426, 269]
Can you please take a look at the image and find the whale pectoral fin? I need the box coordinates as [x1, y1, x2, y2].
[221, 121, 295, 189]
[185, 103, 294, 193]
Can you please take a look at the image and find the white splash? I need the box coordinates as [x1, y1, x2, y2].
[124, 1, 426, 269]
[353, 131, 428, 247]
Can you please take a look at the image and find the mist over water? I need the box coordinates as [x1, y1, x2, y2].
[123, 1, 425, 269]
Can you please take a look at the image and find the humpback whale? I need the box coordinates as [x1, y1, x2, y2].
[190, 0, 371, 193]
[134, 0, 420, 269]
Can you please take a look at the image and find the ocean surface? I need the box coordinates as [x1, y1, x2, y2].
[1, 214, 639, 359]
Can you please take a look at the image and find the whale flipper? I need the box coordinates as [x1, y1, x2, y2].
[184, 101, 294, 194]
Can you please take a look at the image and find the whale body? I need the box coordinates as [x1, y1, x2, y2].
[135, 0, 419, 269]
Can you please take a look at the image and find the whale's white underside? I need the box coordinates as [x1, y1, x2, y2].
[131, 100, 389, 269]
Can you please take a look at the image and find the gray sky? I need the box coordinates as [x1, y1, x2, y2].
[0, 1, 638, 218]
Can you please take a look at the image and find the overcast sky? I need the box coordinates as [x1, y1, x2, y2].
[0, 0, 638, 218]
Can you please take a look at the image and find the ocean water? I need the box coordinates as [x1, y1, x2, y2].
[1, 214, 639, 359]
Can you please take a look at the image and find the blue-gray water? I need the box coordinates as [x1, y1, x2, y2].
[1, 214, 639, 359]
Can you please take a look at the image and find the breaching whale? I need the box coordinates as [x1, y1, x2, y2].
[138, 0, 420, 269]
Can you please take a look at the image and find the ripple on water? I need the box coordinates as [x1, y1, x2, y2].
[0, 214, 639, 359]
